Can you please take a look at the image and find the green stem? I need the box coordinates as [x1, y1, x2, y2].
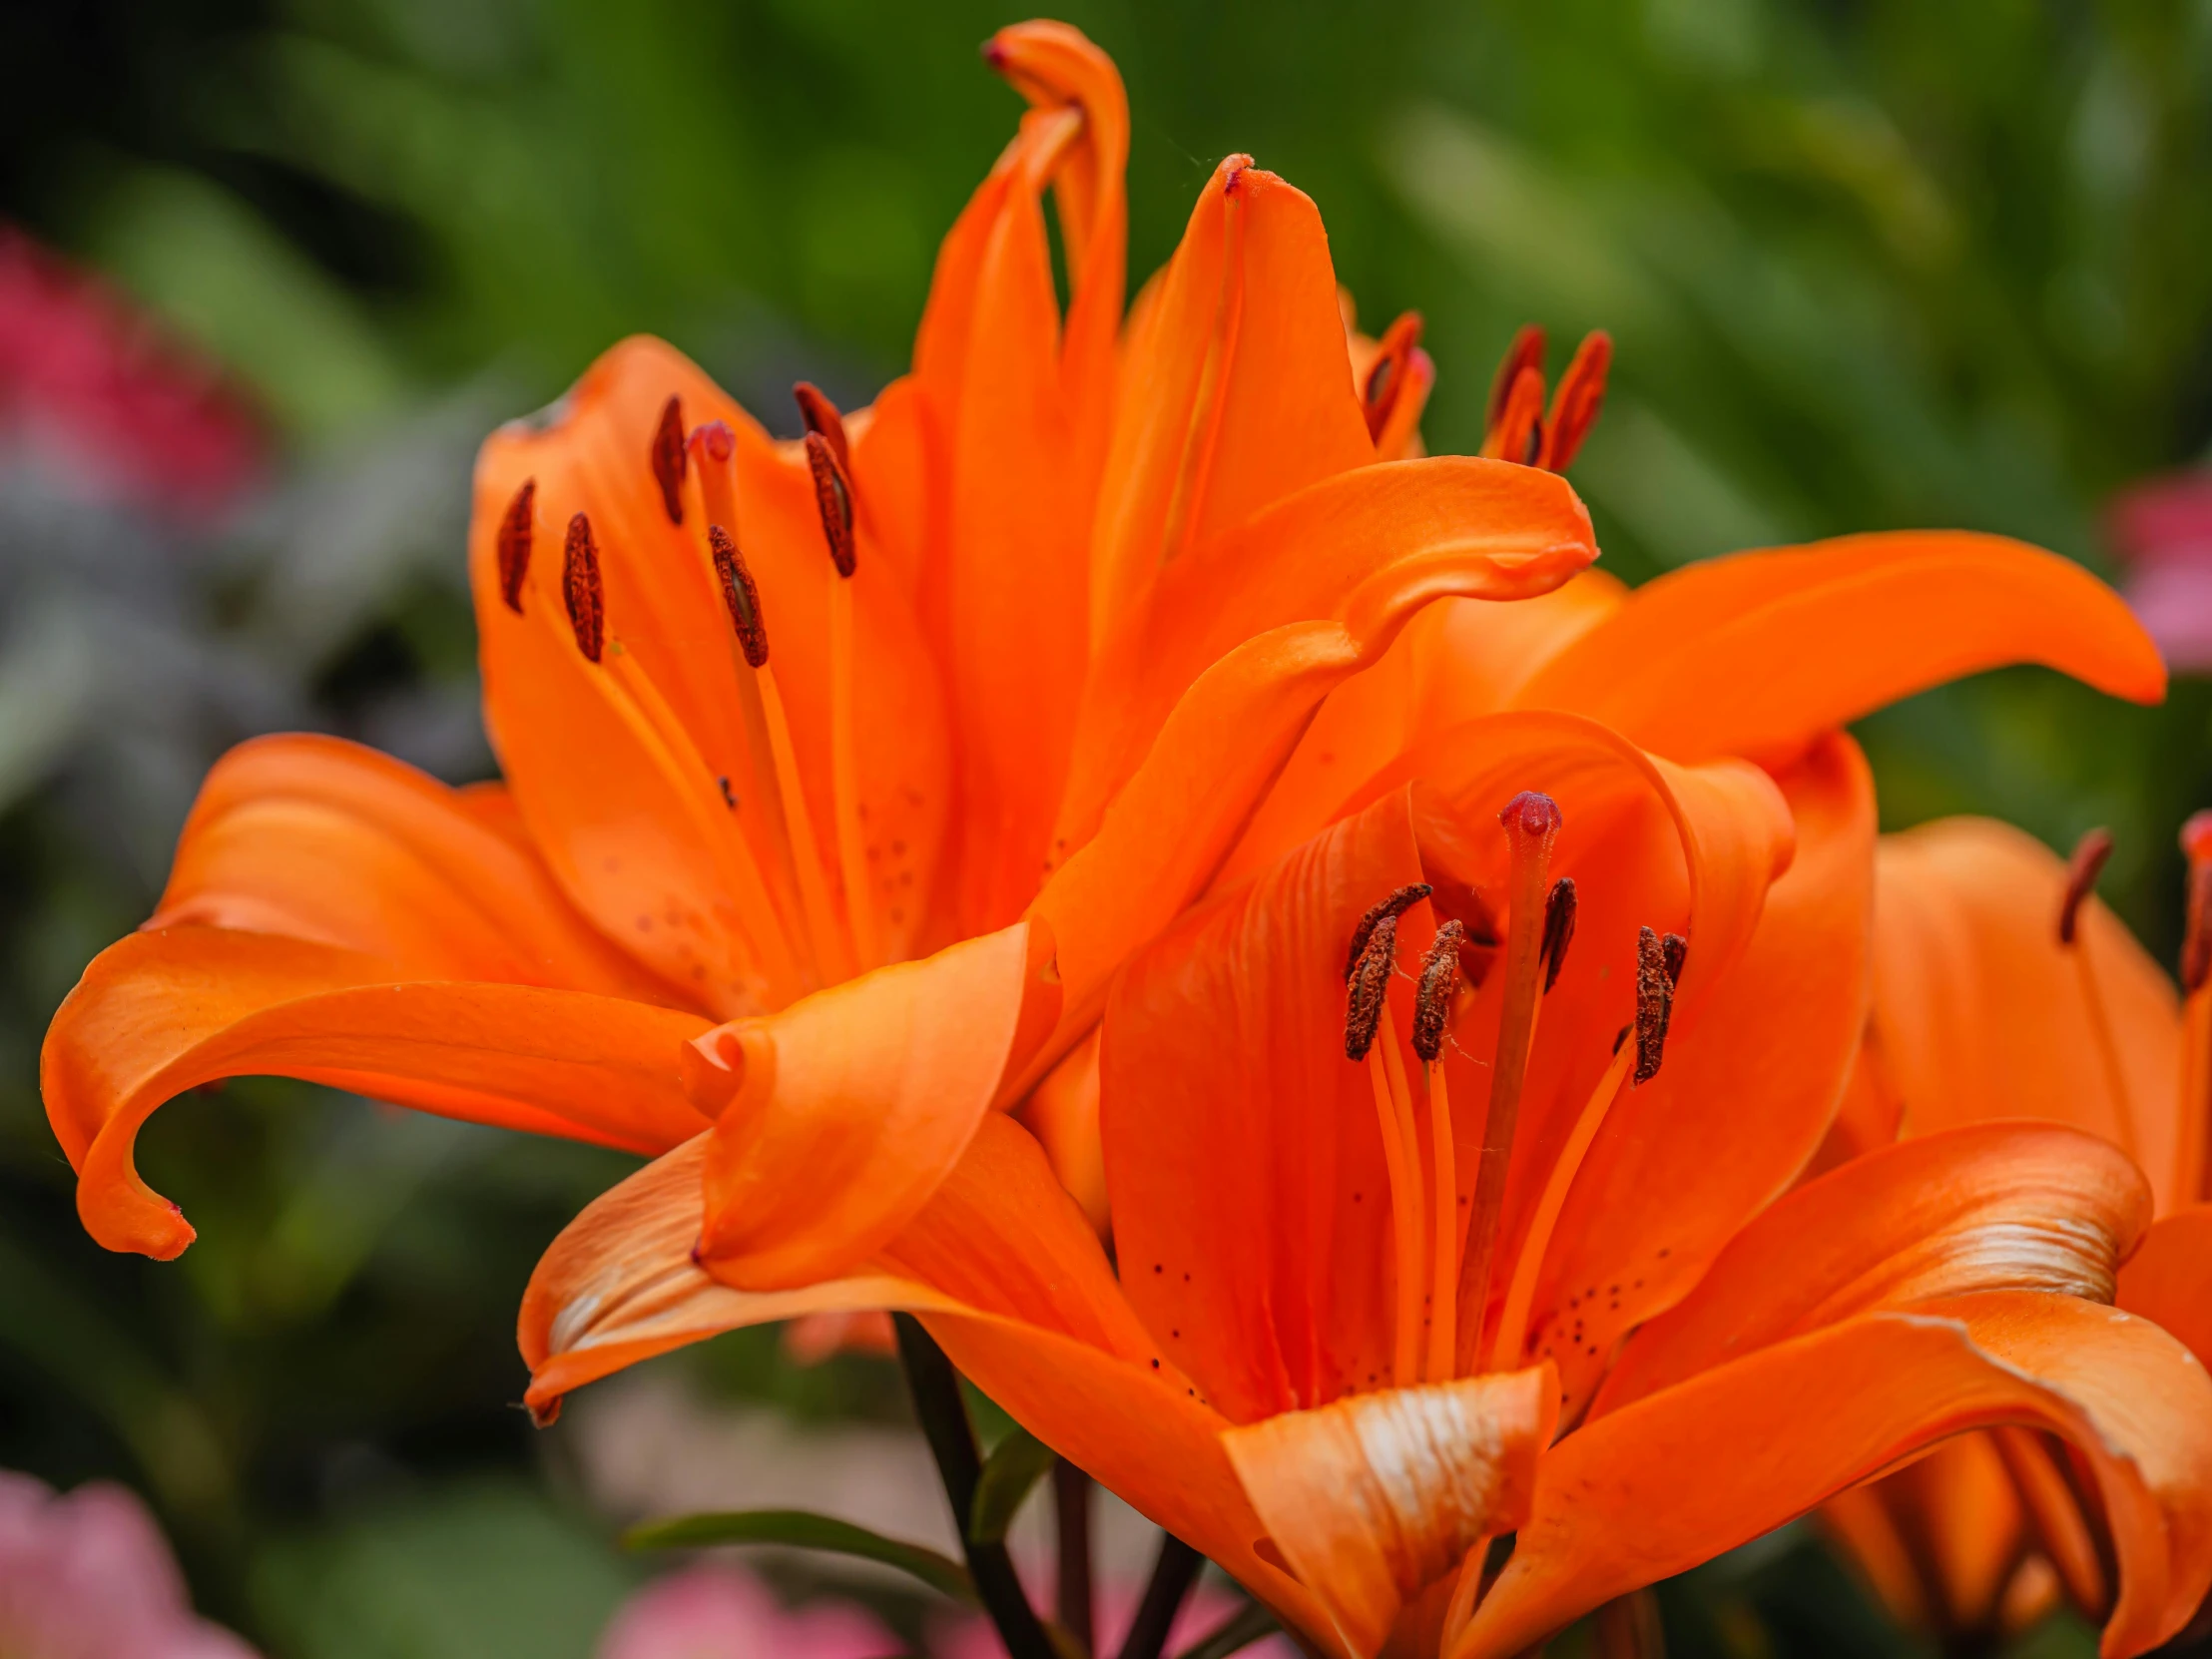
[892, 1314, 1057, 1659]
[1054, 1459, 1095, 1655]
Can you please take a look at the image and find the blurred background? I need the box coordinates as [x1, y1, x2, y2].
[3, 1, 2211, 1654]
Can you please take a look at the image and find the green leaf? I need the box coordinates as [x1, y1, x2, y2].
[1173, 1602, 1281, 1659]
[968, 1426, 1057, 1544]
[622, 1509, 977, 1606]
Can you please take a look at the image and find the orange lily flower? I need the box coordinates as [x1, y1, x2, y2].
[1816, 814, 2212, 1651]
[37, 23, 1604, 1276]
[519, 742, 2212, 1659]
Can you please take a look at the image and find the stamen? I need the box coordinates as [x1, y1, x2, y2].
[829, 560, 880, 967]
[1363, 311, 1424, 442]
[1539, 331, 1612, 472]
[1344, 917, 1399, 1061]
[2180, 813, 2212, 1206]
[2057, 827, 2113, 944]
[794, 381, 851, 475]
[1348, 913, 1425, 1386]
[1415, 920, 1466, 1382]
[1661, 933, 1687, 987]
[757, 658, 854, 984]
[1455, 790, 1563, 1375]
[1490, 1038, 1636, 1372]
[1633, 926, 1674, 1085]
[804, 431, 856, 579]
[1481, 365, 1547, 467]
[1540, 877, 1577, 994]
[1345, 882, 1432, 982]
[707, 526, 769, 668]
[562, 512, 605, 663]
[1485, 323, 1546, 431]
[651, 395, 687, 525]
[2058, 828, 2140, 1165]
[496, 479, 534, 613]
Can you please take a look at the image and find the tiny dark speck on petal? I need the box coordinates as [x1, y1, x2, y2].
[1154, 1263, 1164, 1274]
[1151, 1359, 1160, 1369]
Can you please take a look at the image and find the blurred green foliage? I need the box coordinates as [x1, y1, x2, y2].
[6, 1, 2212, 1655]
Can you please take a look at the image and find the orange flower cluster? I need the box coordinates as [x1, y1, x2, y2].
[41, 20, 2212, 1659]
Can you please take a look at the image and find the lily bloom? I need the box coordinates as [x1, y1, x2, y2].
[38, 23, 1602, 1279]
[520, 698, 2212, 1659]
[1817, 814, 2212, 1652]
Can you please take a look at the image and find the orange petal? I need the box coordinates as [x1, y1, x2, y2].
[520, 1113, 1329, 1638]
[1597, 1122, 2152, 1411]
[1227, 571, 1629, 885]
[474, 336, 952, 1003]
[2118, 1204, 2212, 1367]
[908, 37, 1123, 935]
[1458, 1295, 2212, 1659]
[1871, 817, 2183, 1204]
[1223, 1368, 1557, 1659]
[1508, 734, 1874, 1412]
[1064, 456, 1599, 849]
[1825, 1433, 2029, 1637]
[1511, 532, 2168, 767]
[43, 925, 714, 1258]
[155, 733, 672, 1001]
[696, 921, 1059, 1290]
[1088, 162, 1378, 647]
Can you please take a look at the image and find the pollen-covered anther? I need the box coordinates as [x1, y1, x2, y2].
[2058, 827, 2114, 946]
[651, 395, 687, 525]
[1412, 920, 1466, 1063]
[1345, 915, 1400, 1063]
[708, 525, 769, 669]
[1540, 876, 1577, 993]
[496, 478, 534, 613]
[1633, 925, 1676, 1085]
[562, 512, 605, 663]
[1345, 882, 1433, 981]
[1662, 931, 1687, 987]
[1541, 330, 1613, 472]
[1363, 310, 1424, 441]
[804, 430, 856, 579]
[794, 382, 851, 474]
[1486, 323, 1546, 431]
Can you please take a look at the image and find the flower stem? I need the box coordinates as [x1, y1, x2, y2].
[1117, 1533, 1203, 1659]
[1054, 1459, 1095, 1655]
[892, 1314, 1057, 1659]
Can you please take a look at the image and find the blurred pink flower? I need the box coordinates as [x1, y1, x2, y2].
[2109, 469, 2212, 671]
[0, 225, 263, 516]
[599, 1561, 900, 1659]
[0, 1470, 258, 1659]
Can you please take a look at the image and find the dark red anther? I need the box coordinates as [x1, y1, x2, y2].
[651, 395, 686, 525]
[2058, 828, 2114, 946]
[708, 525, 769, 668]
[1345, 882, 1433, 981]
[2182, 812, 2212, 993]
[496, 479, 534, 613]
[1661, 932, 1687, 987]
[1345, 916, 1400, 1062]
[1486, 323, 1546, 430]
[794, 382, 850, 475]
[1540, 877, 1577, 994]
[804, 430, 856, 579]
[563, 512, 605, 662]
[1412, 919, 1466, 1063]
[1363, 311, 1424, 442]
[1543, 331, 1612, 472]
[1633, 925, 1675, 1086]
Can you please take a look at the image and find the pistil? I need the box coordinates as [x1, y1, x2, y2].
[1454, 791, 1562, 1375]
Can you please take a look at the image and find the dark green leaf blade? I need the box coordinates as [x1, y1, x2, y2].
[968, 1426, 1058, 1544]
[623, 1508, 978, 1606]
